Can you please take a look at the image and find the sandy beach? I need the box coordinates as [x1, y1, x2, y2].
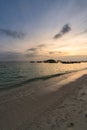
[0, 69, 87, 130]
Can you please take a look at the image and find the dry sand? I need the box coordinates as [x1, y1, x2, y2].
[0, 70, 87, 130]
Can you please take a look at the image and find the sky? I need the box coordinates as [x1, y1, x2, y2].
[0, 0, 87, 61]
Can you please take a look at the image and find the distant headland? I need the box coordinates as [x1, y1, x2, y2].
[30, 59, 86, 64]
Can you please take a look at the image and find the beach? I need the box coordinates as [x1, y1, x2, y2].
[1, 0, 87, 130]
[0, 69, 87, 130]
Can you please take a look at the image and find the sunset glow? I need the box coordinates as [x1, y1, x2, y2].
[0, 0, 87, 61]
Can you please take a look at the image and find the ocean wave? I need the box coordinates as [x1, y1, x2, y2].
[0, 67, 87, 91]
[0, 71, 72, 91]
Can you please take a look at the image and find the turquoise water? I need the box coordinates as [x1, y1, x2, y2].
[0, 61, 87, 89]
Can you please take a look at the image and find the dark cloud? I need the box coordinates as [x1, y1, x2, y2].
[37, 44, 46, 48]
[27, 44, 46, 52]
[27, 47, 37, 52]
[25, 53, 36, 57]
[26, 44, 46, 58]
[26, 47, 38, 58]
[49, 51, 54, 54]
[49, 51, 62, 54]
[25, 51, 41, 58]
[0, 29, 25, 39]
[54, 24, 71, 39]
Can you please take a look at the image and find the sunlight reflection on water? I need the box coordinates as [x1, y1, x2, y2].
[0, 62, 87, 88]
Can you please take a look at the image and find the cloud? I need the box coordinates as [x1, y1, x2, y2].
[49, 51, 69, 56]
[37, 44, 46, 48]
[26, 44, 46, 52]
[54, 24, 71, 39]
[27, 47, 37, 52]
[25, 53, 36, 57]
[26, 44, 47, 58]
[26, 47, 39, 58]
[0, 51, 25, 61]
[75, 29, 87, 36]
[0, 29, 25, 39]
[49, 51, 62, 54]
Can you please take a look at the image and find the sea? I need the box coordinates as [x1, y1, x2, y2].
[0, 61, 87, 89]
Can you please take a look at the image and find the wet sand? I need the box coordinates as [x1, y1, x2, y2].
[0, 70, 87, 130]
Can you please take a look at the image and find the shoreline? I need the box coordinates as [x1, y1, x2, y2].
[0, 67, 87, 92]
[0, 69, 87, 129]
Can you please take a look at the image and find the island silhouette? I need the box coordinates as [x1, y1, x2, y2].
[30, 59, 84, 64]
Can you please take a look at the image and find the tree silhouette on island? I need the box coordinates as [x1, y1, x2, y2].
[30, 59, 83, 64]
